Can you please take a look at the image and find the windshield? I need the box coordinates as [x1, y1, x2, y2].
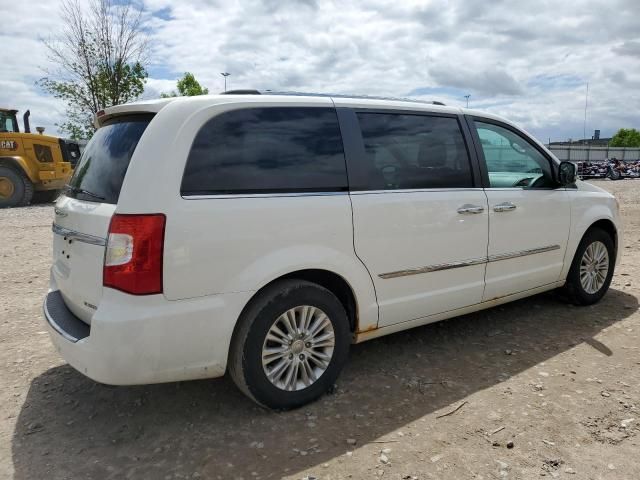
[66, 114, 153, 204]
[0, 112, 18, 133]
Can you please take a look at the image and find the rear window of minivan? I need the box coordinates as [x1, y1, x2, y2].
[181, 107, 347, 195]
[65, 114, 153, 204]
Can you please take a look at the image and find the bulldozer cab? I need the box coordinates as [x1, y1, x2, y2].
[0, 109, 19, 133]
[1, 108, 80, 208]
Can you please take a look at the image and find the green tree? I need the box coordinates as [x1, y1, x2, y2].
[609, 128, 640, 147]
[161, 72, 209, 98]
[39, 0, 149, 139]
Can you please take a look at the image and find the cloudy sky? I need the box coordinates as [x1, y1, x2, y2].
[1, 0, 639, 142]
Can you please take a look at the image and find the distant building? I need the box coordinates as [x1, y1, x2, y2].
[549, 129, 611, 147]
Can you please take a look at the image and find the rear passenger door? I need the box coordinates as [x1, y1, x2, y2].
[343, 109, 489, 327]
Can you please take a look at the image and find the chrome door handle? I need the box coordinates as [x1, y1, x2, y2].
[457, 204, 485, 215]
[494, 202, 517, 212]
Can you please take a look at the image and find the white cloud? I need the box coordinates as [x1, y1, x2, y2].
[1, 0, 639, 141]
[0, 1, 67, 135]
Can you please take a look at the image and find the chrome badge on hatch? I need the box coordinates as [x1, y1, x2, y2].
[83, 301, 97, 310]
[54, 207, 68, 218]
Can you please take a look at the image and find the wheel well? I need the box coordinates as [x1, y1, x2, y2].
[0, 158, 28, 178]
[587, 219, 618, 253]
[0, 158, 20, 171]
[266, 269, 358, 333]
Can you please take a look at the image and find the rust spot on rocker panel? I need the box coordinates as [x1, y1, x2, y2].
[358, 324, 377, 333]
[354, 324, 379, 343]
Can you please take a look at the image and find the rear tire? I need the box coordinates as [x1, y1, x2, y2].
[607, 168, 621, 180]
[563, 228, 615, 305]
[228, 279, 351, 410]
[0, 166, 33, 208]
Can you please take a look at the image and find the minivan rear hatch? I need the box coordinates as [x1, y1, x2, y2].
[51, 114, 153, 324]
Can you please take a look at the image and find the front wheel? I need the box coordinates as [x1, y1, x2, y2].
[563, 228, 615, 305]
[0, 165, 34, 208]
[228, 280, 350, 410]
[607, 168, 621, 180]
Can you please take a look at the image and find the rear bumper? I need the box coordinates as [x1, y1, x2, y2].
[44, 290, 90, 342]
[43, 283, 253, 385]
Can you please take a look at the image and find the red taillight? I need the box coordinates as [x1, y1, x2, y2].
[103, 214, 166, 295]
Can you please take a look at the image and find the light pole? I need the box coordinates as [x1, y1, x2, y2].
[220, 72, 230, 92]
[464, 94, 470, 108]
[583, 82, 589, 142]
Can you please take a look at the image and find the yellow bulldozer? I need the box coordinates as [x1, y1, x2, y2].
[0, 108, 81, 207]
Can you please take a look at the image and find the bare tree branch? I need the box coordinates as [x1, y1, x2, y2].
[39, 0, 148, 139]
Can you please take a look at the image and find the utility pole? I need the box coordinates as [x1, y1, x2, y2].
[220, 72, 230, 92]
[464, 94, 470, 108]
[583, 82, 589, 142]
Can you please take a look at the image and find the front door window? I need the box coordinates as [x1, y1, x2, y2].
[475, 121, 554, 189]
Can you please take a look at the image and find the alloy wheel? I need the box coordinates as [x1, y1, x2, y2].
[579, 240, 609, 294]
[261, 305, 335, 391]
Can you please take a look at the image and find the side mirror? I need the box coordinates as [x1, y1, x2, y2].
[558, 161, 577, 186]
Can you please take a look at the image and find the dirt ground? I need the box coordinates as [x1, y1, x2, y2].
[0, 179, 638, 480]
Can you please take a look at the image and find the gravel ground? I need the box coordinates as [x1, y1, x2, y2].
[0, 179, 639, 480]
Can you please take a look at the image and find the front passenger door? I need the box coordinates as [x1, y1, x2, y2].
[471, 118, 570, 301]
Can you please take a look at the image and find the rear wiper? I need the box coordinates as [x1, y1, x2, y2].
[64, 185, 105, 201]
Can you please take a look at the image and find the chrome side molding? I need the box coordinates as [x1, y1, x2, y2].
[52, 224, 106, 246]
[487, 244, 560, 262]
[379, 244, 560, 279]
[379, 257, 487, 279]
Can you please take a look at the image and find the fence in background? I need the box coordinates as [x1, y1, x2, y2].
[548, 146, 640, 162]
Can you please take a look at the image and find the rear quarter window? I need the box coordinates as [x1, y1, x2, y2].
[66, 114, 153, 204]
[181, 107, 347, 195]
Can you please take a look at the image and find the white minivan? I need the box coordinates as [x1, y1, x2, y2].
[44, 92, 621, 409]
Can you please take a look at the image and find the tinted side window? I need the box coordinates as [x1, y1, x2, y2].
[181, 107, 347, 195]
[475, 121, 554, 188]
[354, 113, 473, 190]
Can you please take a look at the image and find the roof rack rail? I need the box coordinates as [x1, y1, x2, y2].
[220, 89, 445, 106]
[221, 89, 261, 95]
[265, 90, 446, 106]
